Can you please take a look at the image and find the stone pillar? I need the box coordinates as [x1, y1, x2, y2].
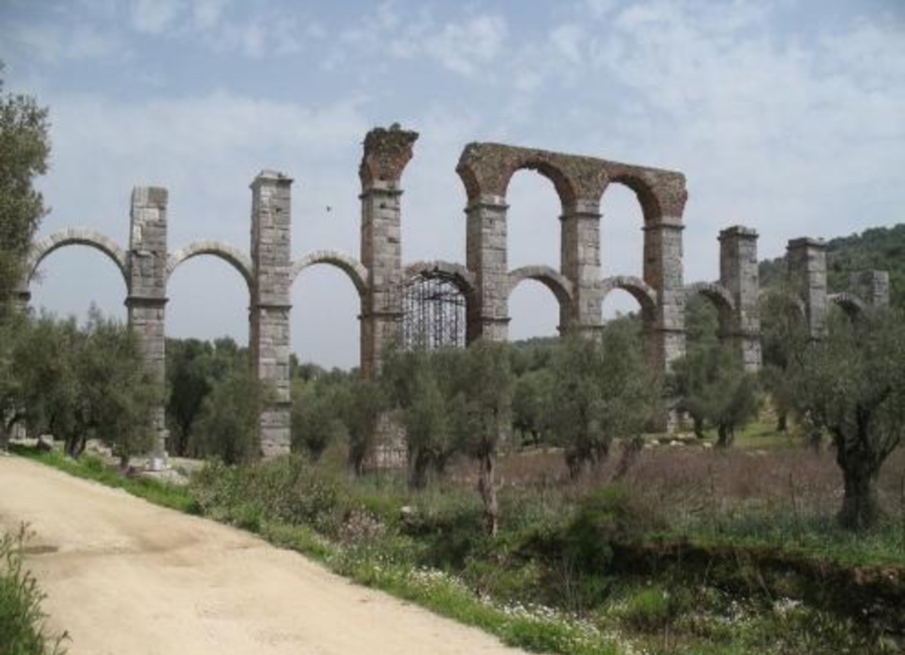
[126, 186, 169, 466]
[560, 198, 601, 333]
[849, 270, 890, 308]
[719, 226, 761, 372]
[643, 216, 685, 375]
[787, 237, 827, 339]
[359, 125, 418, 378]
[465, 194, 509, 343]
[249, 171, 293, 458]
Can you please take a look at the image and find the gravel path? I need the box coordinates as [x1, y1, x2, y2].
[0, 456, 526, 655]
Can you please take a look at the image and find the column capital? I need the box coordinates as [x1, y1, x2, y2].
[719, 225, 759, 241]
[125, 295, 168, 308]
[642, 221, 685, 232]
[250, 169, 293, 190]
[787, 236, 826, 252]
[465, 194, 508, 211]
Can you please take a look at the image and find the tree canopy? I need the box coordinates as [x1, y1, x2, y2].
[0, 63, 50, 307]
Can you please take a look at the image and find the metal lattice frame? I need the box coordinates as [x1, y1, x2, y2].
[401, 273, 466, 350]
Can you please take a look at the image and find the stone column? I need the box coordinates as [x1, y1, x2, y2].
[643, 215, 685, 375]
[359, 126, 418, 378]
[126, 186, 169, 467]
[849, 270, 890, 308]
[465, 194, 509, 343]
[787, 237, 827, 339]
[249, 171, 293, 458]
[560, 198, 601, 334]
[719, 226, 761, 372]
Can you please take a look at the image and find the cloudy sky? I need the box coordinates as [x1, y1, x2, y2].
[1, 0, 903, 369]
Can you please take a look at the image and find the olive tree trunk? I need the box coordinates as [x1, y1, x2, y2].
[477, 452, 498, 536]
[838, 460, 881, 531]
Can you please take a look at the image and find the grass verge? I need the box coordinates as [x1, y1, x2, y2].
[0, 524, 67, 655]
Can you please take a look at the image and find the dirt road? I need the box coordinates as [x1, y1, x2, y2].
[0, 456, 526, 655]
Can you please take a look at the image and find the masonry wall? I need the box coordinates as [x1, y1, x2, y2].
[250, 171, 293, 458]
[126, 186, 169, 464]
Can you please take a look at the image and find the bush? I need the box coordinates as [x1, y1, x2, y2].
[562, 485, 659, 574]
[614, 584, 678, 632]
[0, 526, 65, 655]
[190, 457, 350, 536]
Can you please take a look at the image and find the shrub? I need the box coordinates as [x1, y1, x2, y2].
[0, 526, 66, 655]
[614, 584, 678, 632]
[562, 485, 659, 574]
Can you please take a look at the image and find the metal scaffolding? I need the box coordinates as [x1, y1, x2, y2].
[401, 272, 466, 350]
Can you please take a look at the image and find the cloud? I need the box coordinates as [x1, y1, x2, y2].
[130, 0, 185, 35]
[335, 6, 509, 78]
[0, 22, 122, 63]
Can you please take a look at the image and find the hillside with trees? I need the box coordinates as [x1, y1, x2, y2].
[759, 223, 905, 308]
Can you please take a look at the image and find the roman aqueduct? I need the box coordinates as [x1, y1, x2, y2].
[17, 126, 890, 460]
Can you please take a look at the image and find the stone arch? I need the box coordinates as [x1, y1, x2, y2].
[684, 282, 736, 314]
[507, 265, 574, 309]
[828, 292, 865, 318]
[292, 250, 368, 297]
[404, 261, 475, 298]
[26, 228, 129, 289]
[599, 275, 658, 317]
[167, 241, 254, 291]
[599, 165, 687, 225]
[457, 142, 606, 212]
[603, 174, 661, 225]
[758, 287, 807, 319]
[684, 282, 737, 339]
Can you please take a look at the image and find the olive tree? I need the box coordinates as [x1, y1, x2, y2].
[11, 310, 158, 462]
[550, 321, 659, 478]
[0, 63, 50, 307]
[791, 308, 905, 531]
[452, 341, 513, 536]
[381, 346, 458, 488]
[195, 368, 265, 465]
[343, 378, 386, 476]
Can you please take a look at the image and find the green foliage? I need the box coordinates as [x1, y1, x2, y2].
[791, 307, 905, 530]
[194, 367, 264, 465]
[512, 369, 554, 447]
[761, 224, 905, 310]
[0, 526, 65, 655]
[562, 486, 657, 575]
[0, 64, 50, 307]
[550, 323, 659, 477]
[343, 378, 386, 476]
[165, 337, 247, 457]
[758, 285, 811, 432]
[290, 378, 348, 462]
[613, 585, 680, 633]
[191, 457, 347, 534]
[7, 309, 158, 460]
[673, 345, 760, 448]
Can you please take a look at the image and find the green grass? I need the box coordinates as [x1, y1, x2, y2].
[10, 445, 198, 513]
[657, 509, 905, 568]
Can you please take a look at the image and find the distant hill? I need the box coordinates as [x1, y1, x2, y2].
[759, 224, 904, 309]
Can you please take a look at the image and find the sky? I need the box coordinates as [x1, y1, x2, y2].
[1, 0, 903, 369]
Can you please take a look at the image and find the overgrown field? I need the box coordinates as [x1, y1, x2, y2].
[16, 433, 905, 655]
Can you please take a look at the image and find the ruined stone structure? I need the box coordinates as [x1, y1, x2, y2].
[18, 126, 890, 459]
